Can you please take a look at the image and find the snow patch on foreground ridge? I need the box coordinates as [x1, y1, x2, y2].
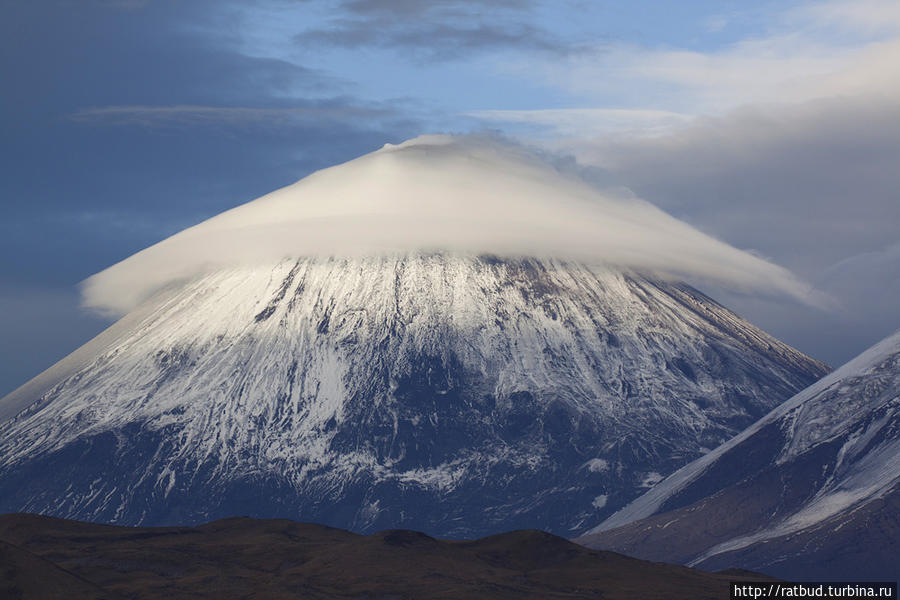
[0, 255, 827, 537]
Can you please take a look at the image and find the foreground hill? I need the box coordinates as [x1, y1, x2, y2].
[578, 330, 900, 582]
[0, 513, 770, 600]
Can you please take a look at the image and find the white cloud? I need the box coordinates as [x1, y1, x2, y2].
[704, 15, 729, 33]
[481, 0, 900, 131]
[790, 0, 900, 35]
[80, 135, 818, 316]
[494, 34, 900, 124]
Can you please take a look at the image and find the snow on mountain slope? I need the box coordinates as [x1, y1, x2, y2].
[578, 329, 899, 579]
[0, 254, 828, 537]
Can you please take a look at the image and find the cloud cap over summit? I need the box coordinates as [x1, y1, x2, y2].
[82, 135, 818, 316]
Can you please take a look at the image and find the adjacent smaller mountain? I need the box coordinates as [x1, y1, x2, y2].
[0, 513, 773, 600]
[578, 330, 900, 582]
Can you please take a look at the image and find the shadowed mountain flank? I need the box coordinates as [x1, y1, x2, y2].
[578, 330, 900, 582]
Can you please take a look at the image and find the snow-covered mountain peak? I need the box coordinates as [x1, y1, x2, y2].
[0, 137, 833, 538]
[0, 254, 828, 537]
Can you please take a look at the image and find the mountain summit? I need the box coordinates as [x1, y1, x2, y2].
[0, 137, 828, 537]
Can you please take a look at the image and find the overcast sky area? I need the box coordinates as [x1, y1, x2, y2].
[2, 0, 898, 395]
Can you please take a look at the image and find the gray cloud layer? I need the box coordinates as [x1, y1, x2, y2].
[555, 93, 900, 364]
[574, 96, 900, 271]
[294, 0, 563, 60]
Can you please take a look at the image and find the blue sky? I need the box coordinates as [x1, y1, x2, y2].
[2, 0, 899, 395]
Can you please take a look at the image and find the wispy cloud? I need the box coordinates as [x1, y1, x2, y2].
[339, 0, 533, 17]
[510, 36, 900, 120]
[465, 108, 693, 137]
[69, 104, 398, 129]
[703, 14, 730, 33]
[293, 0, 564, 61]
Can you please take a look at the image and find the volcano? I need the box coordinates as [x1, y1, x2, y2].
[0, 136, 828, 537]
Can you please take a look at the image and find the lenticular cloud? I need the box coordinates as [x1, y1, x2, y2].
[81, 134, 817, 316]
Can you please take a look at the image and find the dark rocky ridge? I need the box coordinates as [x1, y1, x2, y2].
[0, 513, 774, 600]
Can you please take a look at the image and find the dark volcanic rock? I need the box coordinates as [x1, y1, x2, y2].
[0, 513, 773, 600]
[0, 537, 120, 600]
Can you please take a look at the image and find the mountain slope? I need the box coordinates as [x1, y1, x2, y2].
[577, 329, 900, 580]
[0, 254, 827, 537]
[0, 537, 121, 600]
